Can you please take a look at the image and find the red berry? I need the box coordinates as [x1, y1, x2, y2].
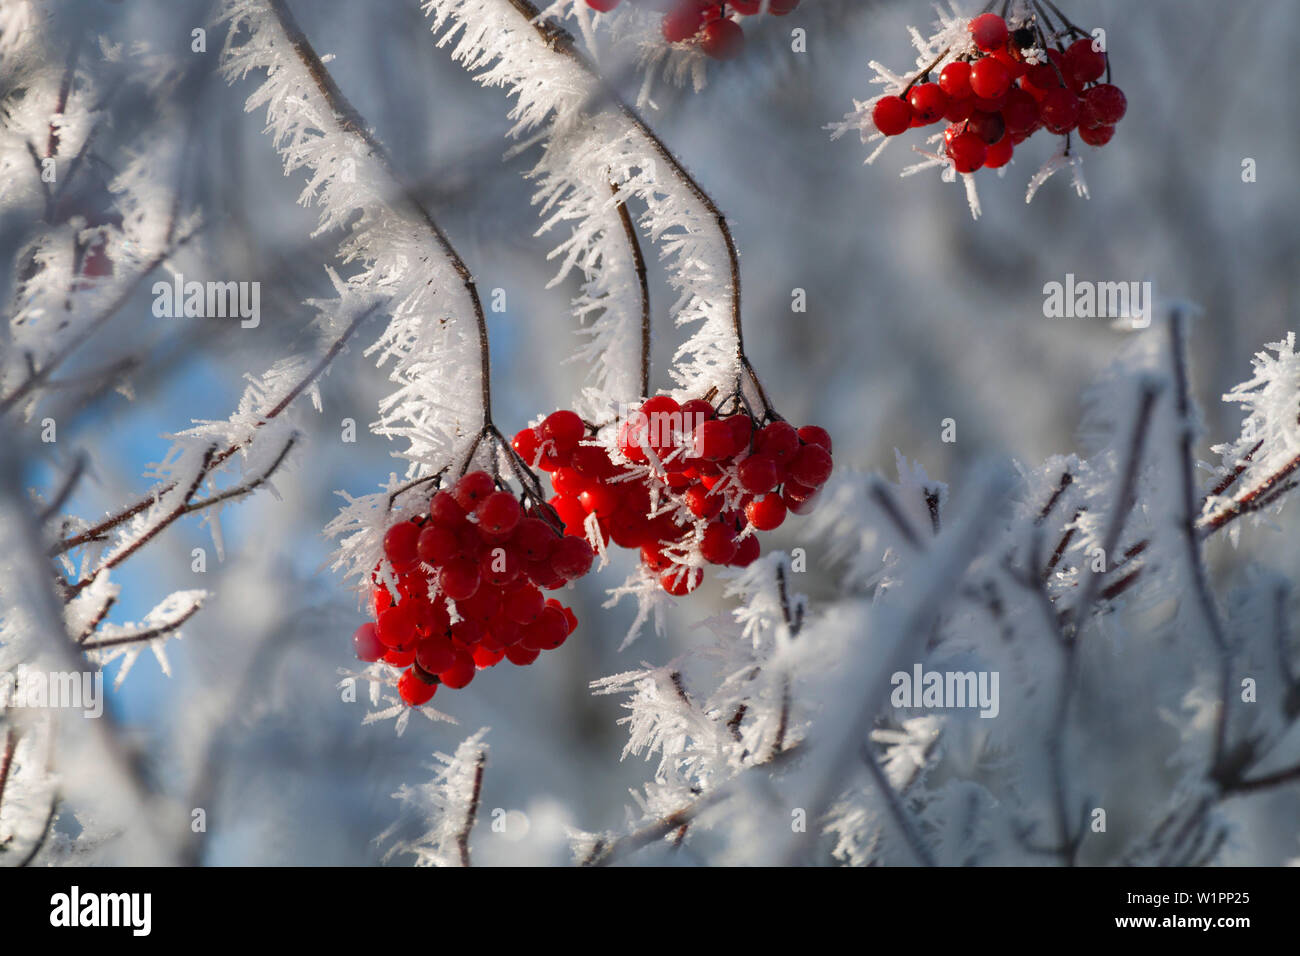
[660, 566, 703, 596]
[415, 635, 457, 674]
[969, 13, 1009, 53]
[731, 0, 761, 12]
[699, 522, 738, 565]
[476, 491, 522, 535]
[1080, 83, 1126, 127]
[512, 427, 540, 464]
[753, 421, 800, 463]
[585, 0, 619, 10]
[398, 667, 438, 706]
[796, 425, 832, 452]
[944, 95, 974, 123]
[1063, 37, 1106, 86]
[984, 132, 1014, 168]
[1002, 87, 1040, 133]
[429, 490, 467, 528]
[578, 484, 620, 518]
[745, 493, 787, 531]
[723, 415, 753, 456]
[450, 617, 483, 647]
[570, 444, 616, 480]
[417, 525, 461, 565]
[662, 1, 705, 43]
[383, 521, 421, 570]
[506, 644, 540, 666]
[907, 82, 948, 125]
[616, 417, 648, 463]
[480, 546, 521, 587]
[640, 543, 674, 572]
[503, 583, 545, 625]
[439, 557, 481, 601]
[384, 646, 416, 668]
[730, 534, 761, 567]
[487, 614, 523, 647]
[550, 466, 589, 498]
[522, 605, 569, 651]
[1039, 87, 1080, 134]
[472, 644, 506, 668]
[938, 61, 972, 99]
[353, 622, 385, 662]
[377, 603, 419, 649]
[550, 494, 588, 535]
[540, 410, 585, 451]
[738, 454, 780, 494]
[678, 398, 715, 431]
[782, 481, 821, 516]
[439, 648, 476, 689]
[513, 518, 557, 562]
[1077, 123, 1115, 147]
[967, 109, 1006, 145]
[872, 96, 913, 137]
[969, 57, 1012, 100]
[694, 419, 737, 460]
[639, 395, 682, 453]
[788, 443, 834, 487]
[947, 130, 987, 173]
[701, 18, 744, 60]
[453, 471, 496, 512]
[551, 535, 595, 580]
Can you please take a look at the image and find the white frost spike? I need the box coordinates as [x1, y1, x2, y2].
[423, 0, 741, 405]
[381, 729, 489, 867]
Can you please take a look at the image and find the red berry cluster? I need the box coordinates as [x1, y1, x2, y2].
[583, 1, 800, 61]
[871, 12, 1127, 173]
[353, 465, 594, 707]
[514, 400, 833, 598]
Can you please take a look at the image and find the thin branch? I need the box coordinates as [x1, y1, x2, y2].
[16, 794, 59, 868]
[611, 182, 651, 399]
[81, 600, 203, 651]
[51, 304, 376, 556]
[860, 744, 935, 866]
[504, 0, 757, 404]
[582, 745, 800, 867]
[265, 0, 494, 424]
[37, 452, 89, 524]
[870, 480, 923, 551]
[457, 751, 486, 867]
[1068, 381, 1161, 628]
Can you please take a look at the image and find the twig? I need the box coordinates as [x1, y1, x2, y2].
[81, 600, 203, 651]
[611, 183, 651, 399]
[870, 481, 923, 551]
[457, 751, 486, 867]
[860, 744, 935, 866]
[582, 745, 800, 867]
[1068, 381, 1160, 628]
[266, 0, 495, 426]
[51, 304, 376, 556]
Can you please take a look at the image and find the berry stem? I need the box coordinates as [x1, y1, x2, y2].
[902, 46, 951, 96]
[503, 0, 750, 398]
[610, 182, 652, 399]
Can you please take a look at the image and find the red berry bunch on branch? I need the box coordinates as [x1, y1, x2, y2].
[583, 0, 800, 61]
[515, 395, 834, 599]
[841, 1, 1126, 214]
[354, 449, 594, 707]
